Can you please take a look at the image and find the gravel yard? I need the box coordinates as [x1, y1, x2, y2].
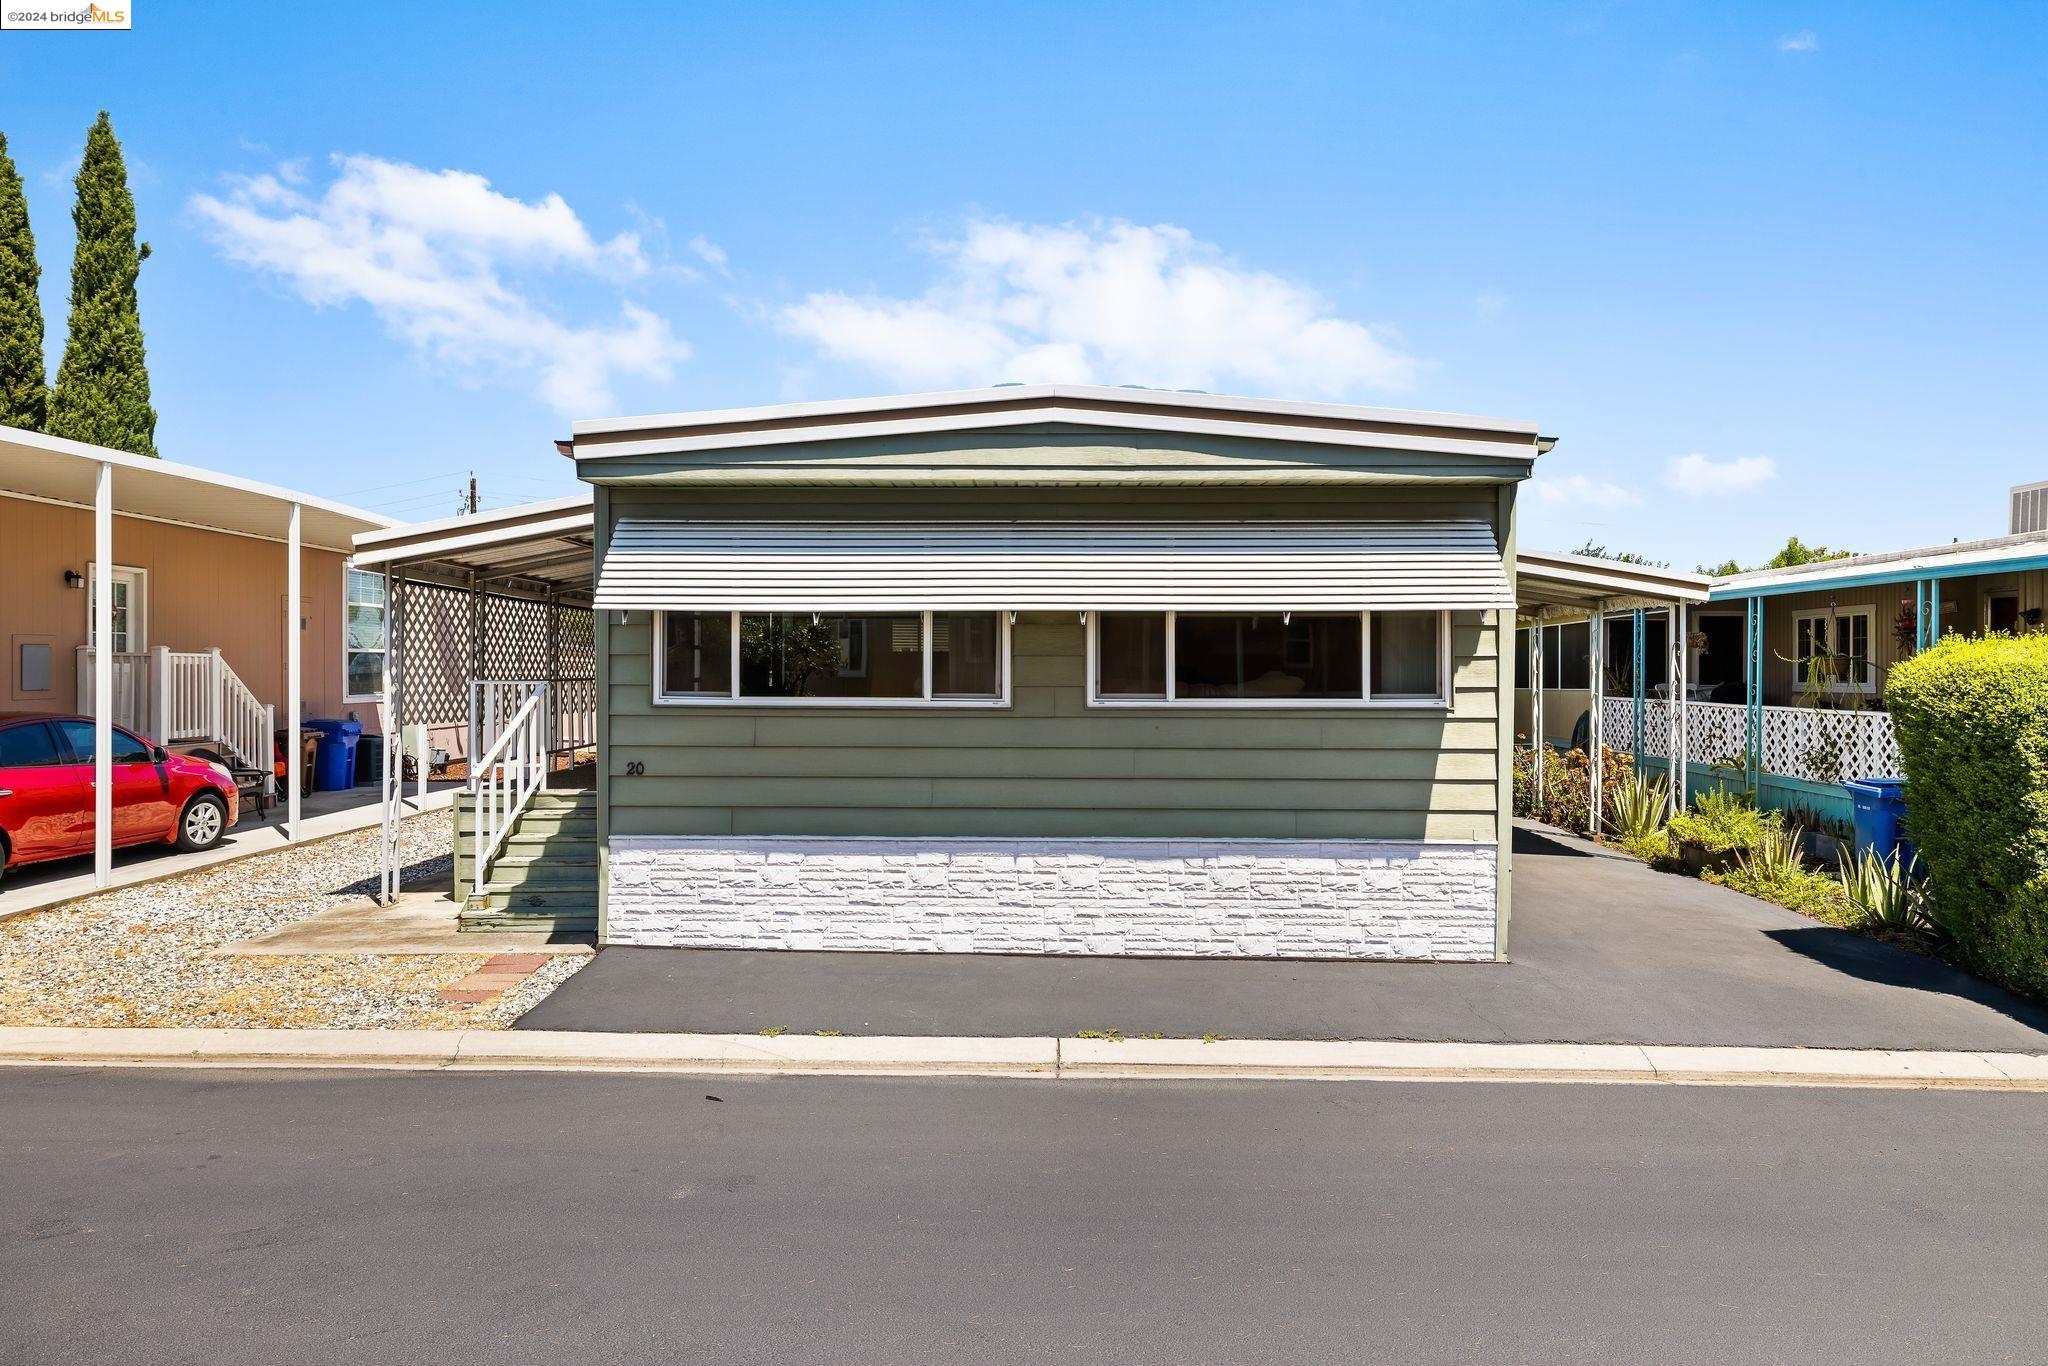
[0, 810, 584, 1030]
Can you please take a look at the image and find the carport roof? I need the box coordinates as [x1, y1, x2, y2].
[0, 424, 393, 552]
[1517, 548, 1711, 614]
[350, 493, 595, 602]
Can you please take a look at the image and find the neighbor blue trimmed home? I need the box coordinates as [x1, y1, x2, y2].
[1516, 496, 2048, 829]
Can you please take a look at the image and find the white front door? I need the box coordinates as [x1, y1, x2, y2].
[87, 566, 148, 654]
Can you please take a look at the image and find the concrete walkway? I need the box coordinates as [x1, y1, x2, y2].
[516, 822, 2048, 1052]
[0, 783, 461, 922]
[217, 890, 595, 956]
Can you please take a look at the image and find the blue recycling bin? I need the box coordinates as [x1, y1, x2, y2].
[306, 718, 364, 792]
[1844, 778, 1914, 869]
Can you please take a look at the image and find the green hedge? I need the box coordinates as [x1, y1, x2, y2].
[1886, 633, 2048, 999]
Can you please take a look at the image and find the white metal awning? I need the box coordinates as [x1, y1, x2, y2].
[593, 519, 1514, 612]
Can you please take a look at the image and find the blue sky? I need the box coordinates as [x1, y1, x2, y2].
[4, 1, 2043, 567]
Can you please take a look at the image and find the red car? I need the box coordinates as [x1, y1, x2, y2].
[0, 714, 239, 885]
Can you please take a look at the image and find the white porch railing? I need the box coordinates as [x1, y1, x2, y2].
[470, 682, 549, 898]
[470, 675, 595, 768]
[1600, 696, 1903, 785]
[78, 646, 274, 775]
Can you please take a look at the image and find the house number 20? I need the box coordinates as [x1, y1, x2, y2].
[625, 761, 645, 776]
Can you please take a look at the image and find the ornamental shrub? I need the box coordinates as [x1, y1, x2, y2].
[1885, 633, 2048, 1000]
[1667, 789, 1773, 854]
[1512, 742, 1636, 836]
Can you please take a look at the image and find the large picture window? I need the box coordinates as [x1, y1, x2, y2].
[344, 564, 386, 700]
[655, 610, 1009, 706]
[1089, 610, 1449, 708]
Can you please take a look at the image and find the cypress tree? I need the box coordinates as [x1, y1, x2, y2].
[49, 111, 156, 456]
[0, 130, 48, 432]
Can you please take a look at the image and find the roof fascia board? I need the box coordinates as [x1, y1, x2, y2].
[353, 492, 593, 547]
[350, 512, 596, 568]
[1711, 547, 2048, 600]
[573, 408, 1539, 465]
[570, 384, 1542, 441]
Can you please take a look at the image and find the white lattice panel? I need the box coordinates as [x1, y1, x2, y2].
[1603, 693, 1902, 784]
[1684, 702, 1748, 767]
[1762, 707, 1902, 784]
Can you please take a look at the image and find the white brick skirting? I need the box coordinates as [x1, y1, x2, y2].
[605, 836, 1499, 961]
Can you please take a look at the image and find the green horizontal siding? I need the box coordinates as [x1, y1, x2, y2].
[600, 486, 1506, 843]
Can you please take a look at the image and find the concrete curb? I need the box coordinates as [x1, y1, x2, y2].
[3, 1027, 2047, 1089]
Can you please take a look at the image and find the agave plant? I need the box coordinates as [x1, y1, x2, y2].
[1606, 771, 1669, 843]
[1837, 847, 1930, 934]
[1737, 822, 1806, 883]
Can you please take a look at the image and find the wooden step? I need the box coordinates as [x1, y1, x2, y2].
[457, 906, 597, 934]
[480, 865, 598, 893]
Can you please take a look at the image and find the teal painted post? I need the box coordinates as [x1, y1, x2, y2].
[1631, 608, 1646, 770]
[1745, 595, 1764, 794]
[1930, 578, 1942, 648]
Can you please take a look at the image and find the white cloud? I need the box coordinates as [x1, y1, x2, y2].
[1664, 452, 1777, 494]
[191, 155, 689, 413]
[779, 217, 1418, 397]
[687, 234, 728, 270]
[1777, 30, 1819, 52]
[1531, 473, 1639, 507]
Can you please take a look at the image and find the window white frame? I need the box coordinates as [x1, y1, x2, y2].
[1986, 589, 2021, 633]
[343, 560, 387, 702]
[1085, 609, 1453, 710]
[1793, 608, 1877, 695]
[85, 563, 147, 655]
[652, 609, 1012, 708]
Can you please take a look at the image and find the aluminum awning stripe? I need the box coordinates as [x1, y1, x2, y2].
[594, 519, 1513, 611]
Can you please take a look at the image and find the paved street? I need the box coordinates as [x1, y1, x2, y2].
[4, 1067, 2046, 1365]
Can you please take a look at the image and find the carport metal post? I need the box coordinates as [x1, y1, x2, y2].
[286, 502, 302, 842]
[1745, 595, 1764, 795]
[92, 460, 113, 888]
[1588, 603, 1605, 836]
[1528, 617, 1544, 804]
[1667, 601, 1687, 818]
[379, 569, 403, 905]
[1631, 609, 1646, 772]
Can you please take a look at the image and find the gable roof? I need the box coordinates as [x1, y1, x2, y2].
[568, 384, 1553, 477]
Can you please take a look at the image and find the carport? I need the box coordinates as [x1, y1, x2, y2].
[349, 495, 597, 903]
[1514, 550, 1712, 828]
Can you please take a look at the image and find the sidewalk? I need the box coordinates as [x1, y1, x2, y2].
[3, 1025, 2045, 1090]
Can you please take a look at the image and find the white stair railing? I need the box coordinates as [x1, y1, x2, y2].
[75, 647, 152, 737]
[80, 645, 274, 780]
[470, 683, 549, 899]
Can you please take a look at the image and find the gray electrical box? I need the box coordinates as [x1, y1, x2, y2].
[18, 641, 52, 693]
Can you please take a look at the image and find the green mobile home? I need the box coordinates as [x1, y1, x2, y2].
[566, 385, 1544, 960]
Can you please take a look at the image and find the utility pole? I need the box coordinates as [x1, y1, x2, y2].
[466, 472, 479, 515]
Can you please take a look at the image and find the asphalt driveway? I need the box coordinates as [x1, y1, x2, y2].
[517, 822, 2048, 1050]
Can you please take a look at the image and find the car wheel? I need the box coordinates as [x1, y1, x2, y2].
[176, 794, 229, 852]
